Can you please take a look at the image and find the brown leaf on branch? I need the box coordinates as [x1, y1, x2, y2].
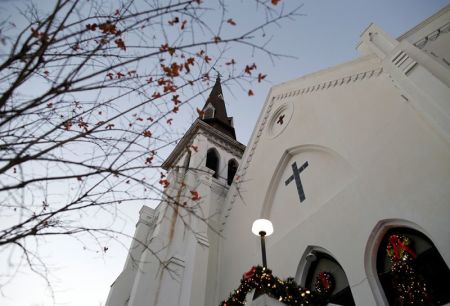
[143, 130, 152, 137]
[227, 19, 236, 26]
[172, 95, 181, 105]
[190, 191, 200, 201]
[99, 22, 118, 34]
[271, 0, 281, 5]
[257, 73, 266, 82]
[86, 23, 97, 31]
[196, 108, 205, 117]
[159, 179, 170, 188]
[63, 120, 73, 130]
[181, 20, 187, 30]
[244, 63, 257, 75]
[248, 89, 254, 96]
[115, 38, 126, 50]
[168, 17, 179, 25]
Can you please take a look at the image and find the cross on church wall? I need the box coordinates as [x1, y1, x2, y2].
[285, 161, 309, 203]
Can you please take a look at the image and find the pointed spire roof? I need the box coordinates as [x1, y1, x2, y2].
[199, 76, 236, 139]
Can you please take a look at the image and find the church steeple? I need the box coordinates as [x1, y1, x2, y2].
[199, 76, 236, 139]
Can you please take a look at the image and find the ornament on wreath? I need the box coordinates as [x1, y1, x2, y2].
[314, 271, 335, 295]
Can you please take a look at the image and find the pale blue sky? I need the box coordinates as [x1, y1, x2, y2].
[0, 1, 449, 306]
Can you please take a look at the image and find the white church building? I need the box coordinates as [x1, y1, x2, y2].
[106, 6, 450, 306]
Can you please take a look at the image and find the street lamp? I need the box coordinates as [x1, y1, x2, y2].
[252, 219, 273, 268]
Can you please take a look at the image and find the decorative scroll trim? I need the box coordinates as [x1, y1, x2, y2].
[413, 21, 450, 49]
[272, 67, 383, 102]
[220, 66, 384, 231]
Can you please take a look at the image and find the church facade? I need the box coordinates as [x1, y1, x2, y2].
[106, 6, 450, 306]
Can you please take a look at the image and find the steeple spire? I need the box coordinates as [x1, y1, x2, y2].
[199, 75, 236, 139]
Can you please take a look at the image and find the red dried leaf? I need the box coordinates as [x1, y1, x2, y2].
[63, 120, 73, 130]
[244, 63, 257, 75]
[143, 130, 152, 137]
[271, 0, 281, 5]
[257, 73, 267, 82]
[181, 20, 187, 30]
[168, 17, 179, 25]
[85, 23, 97, 31]
[172, 106, 179, 113]
[159, 179, 170, 188]
[145, 156, 154, 164]
[99, 22, 117, 34]
[115, 38, 126, 51]
[196, 108, 205, 117]
[160, 43, 169, 52]
[172, 95, 181, 105]
[166, 118, 173, 125]
[190, 190, 200, 201]
[227, 19, 237, 26]
[248, 89, 254, 96]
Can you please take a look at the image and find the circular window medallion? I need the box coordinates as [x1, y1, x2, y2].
[267, 101, 293, 138]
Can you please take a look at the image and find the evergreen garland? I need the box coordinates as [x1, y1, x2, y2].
[219, 266, 330, 306]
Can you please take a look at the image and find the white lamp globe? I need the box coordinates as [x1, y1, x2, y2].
[252, 219, 274, 236]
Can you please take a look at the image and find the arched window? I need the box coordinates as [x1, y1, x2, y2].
[206, 148, 219, 178]
[227, 159, 238, 185]
[376, 228, 450, 305]
[303, 251, 355, 305]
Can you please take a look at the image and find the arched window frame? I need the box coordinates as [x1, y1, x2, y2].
[227, 159, 238, 186]
[206, 148, 220, 179]
[365, 219, 450, 305]
[296, 246, 355, 306]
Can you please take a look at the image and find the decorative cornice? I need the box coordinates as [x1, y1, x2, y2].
[220, 66, 384, 231]
[412, 21, 450, 49]
[271, 67, 383, 102]
[162, 119, 246, 170]
[397, 5, 450, 42]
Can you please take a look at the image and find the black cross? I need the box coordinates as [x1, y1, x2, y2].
[285, 161, 309, 203]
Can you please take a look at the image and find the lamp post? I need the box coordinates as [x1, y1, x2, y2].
[252, 219, 273, 268]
